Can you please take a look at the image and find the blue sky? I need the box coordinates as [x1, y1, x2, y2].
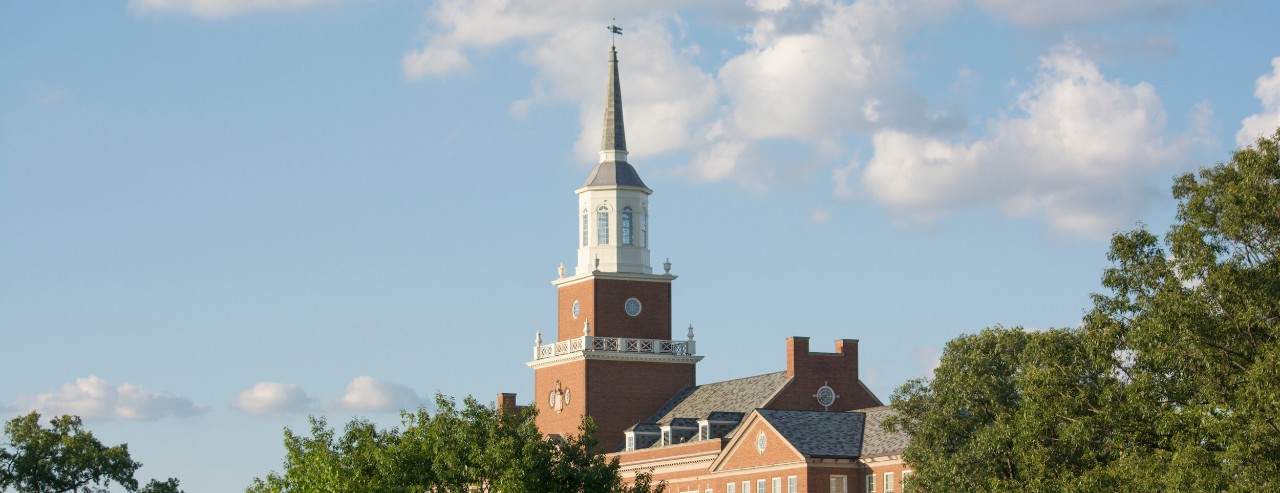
[2, 0, 1278, 490]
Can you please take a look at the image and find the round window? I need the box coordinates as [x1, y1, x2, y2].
[624, 297, 642, 317]
[572, 300, 581, 319]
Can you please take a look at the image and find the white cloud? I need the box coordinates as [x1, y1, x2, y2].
[14, 376, 205, 421]
[913, 346, 943, 379]
[862, 43, 1199, 237]
[976, 0, 1192, 26]
[810, 208, 831, 224]
[404, 0, 957, 187]
[1236, 57, 1280, 147]
[234, 382, 311, 416]
[128, 0, 342, 19]
[333, 376, 420, 413]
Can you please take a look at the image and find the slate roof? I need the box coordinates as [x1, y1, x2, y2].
[857, 406, 909, 457]
[644, 371, 789, 426]
[755, 409, 866, 459]
[580, 160, 648, 189]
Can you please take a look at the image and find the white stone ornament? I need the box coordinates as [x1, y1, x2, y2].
[756, 431, 767, 453]
[814, 382, 839, 411]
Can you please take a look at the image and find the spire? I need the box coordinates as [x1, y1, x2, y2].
[600, 46, 627, 160]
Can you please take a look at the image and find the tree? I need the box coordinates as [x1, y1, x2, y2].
[249, 393, 665, 493]
[889, 128, 1280, 491]
[139, 478, 185, 493]
[0, 412, 141, 493]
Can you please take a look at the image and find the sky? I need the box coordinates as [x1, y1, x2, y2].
[1, 0, 1278, 490]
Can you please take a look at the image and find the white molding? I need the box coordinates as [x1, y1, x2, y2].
[552, 271, 677, 287]
[527, 350, 702, 370]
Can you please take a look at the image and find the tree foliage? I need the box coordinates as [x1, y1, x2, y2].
[1, 412, 141, 493]
[248, 394, 664, 493]
[889, 128, 1280, 492]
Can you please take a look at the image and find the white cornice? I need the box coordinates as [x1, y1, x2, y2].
[551, 271, 677, 287]
[527, 351, 702, 370]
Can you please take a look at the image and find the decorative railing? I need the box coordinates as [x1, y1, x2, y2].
[534, 336, 696, 360]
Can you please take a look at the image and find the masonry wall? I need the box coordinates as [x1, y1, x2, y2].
[587, 358, 695, 452]
[557, 277, 672, 341]
[767, 338, 881, 412]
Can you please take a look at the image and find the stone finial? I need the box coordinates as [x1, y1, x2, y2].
[535, 330, 542, 346]
[558, 262, 566, 278]
[664, 258, 672, 274]
[687, 324, 695, 340]
[594, 256, 601, 272]
[583, 321, 591, 337]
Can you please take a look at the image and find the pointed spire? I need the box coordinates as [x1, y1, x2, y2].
[600, 46, 628, 161]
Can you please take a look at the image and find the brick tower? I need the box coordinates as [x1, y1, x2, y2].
[528, 43, 702, 452]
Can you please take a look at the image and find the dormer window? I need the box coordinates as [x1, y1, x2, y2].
[597, 206, 610, 245]
[622, 206, 633, 245]
[581, 210, 588, 247]
[699, 423, 709, 440]
[661, 429, 670, 446]
[625, 434, 635, 451]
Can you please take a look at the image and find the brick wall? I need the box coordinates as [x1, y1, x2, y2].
[586, 358, 696, 452]
[768, 338, 882, 412]
[557, 277, 672, 342]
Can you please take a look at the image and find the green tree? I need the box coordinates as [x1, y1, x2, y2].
[0, 412, 141, 493]
[139, 478, 185, 493]
[249, 393, 665, 493]
[889, 129, 1280, 492]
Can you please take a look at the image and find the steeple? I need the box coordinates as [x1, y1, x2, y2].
[574, 42, 653, 275]
[600, 46, 627, 160]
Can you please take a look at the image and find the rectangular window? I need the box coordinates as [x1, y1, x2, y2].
[884, 472, 894, 493]
[756, 479, 765, 493]
[742, 481, 750, 493]
[865, 474, 875, 493]
[830, 475, 847, 493]
[901, 471, 912, 492]
[772, 477, 781, 492]
[787, 476, 796, 493]
[726, 483, 736, 493]
[582, 212, 588, 246]
[640, 210, 647, 247]
[598, 211, 609, 244]
[622, 209, 633, 245]
[625, 434, 634, 451]
[705, 489, 713, 493]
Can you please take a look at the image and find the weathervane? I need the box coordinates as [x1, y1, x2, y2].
[608, 18, 622, 47]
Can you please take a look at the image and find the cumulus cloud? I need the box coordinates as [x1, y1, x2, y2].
[234, 382, 311, 416]
[128, 0, 342, 19]
[404, 0, 957, 187]
[1236, 57, 1280, 147]
[14, 376, 205, 420]
[333, 376, 420, 413]
[976, 0, 1192, 26]
[861, 43, 1200, 237]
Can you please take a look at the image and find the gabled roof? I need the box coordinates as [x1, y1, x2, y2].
[644, 371, 789, 426]
[755, 409, 866, 459]
[857, 406, 909, 457]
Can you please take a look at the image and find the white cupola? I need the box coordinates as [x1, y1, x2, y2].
[575, 46, 653, 275]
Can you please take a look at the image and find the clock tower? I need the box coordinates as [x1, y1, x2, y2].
[528, 44, 702, 452]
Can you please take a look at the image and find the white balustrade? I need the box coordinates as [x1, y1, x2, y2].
[533, 335, 696, 360]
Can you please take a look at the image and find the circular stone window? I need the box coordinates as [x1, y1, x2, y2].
[624, 297, 642, 317]
[756, 431, 767, 453]
[564, 389, 571, 406]
[572, 300, 581, 319]
[815, 385, 838, 408]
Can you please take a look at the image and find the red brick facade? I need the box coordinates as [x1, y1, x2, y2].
[556, 276, 673, 341]
[768, 338, 882, 412]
